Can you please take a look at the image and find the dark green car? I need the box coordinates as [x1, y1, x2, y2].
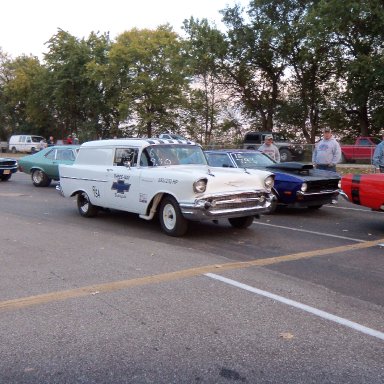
[18, 145, 80, 187]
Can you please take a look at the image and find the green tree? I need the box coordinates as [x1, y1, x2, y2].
[314, 0, 384, 135]
[108, 26, 190, 138]
[2, 54, 54, 137]
[45, 29, 113, 141]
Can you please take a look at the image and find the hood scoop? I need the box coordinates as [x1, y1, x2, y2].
[266, 162, 313, 175]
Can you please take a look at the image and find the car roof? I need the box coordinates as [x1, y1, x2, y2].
[81, 138, 197, 148]
[205, 149, 259, 153]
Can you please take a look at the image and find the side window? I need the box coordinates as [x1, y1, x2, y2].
[45, 149, 56, 160]
[26, 136, 32, 143]
[207, 153, 233, 167]
[358, 139, 369, 146]
[114, 148, 138, 166]
[56, 149, 75, 161]
[20, 136, 26, 143]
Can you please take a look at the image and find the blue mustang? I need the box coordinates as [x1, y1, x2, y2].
[205, 149, 340, 213]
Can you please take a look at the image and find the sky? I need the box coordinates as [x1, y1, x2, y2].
[1, 0, 248, 59]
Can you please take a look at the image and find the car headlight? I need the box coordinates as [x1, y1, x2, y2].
[301, 183, 307, 192]
[193, 178, 207, 193]
[264, 175, 274, 191]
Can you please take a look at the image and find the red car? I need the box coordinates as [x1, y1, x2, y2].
[341, 173, 384, 211]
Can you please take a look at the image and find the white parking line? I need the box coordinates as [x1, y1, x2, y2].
[329, 205, 383, 213]
[253, 221, 366, 243]
[206, 273, 384, 341]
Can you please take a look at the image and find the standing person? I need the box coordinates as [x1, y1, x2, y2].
[258, 134, 280, 162]
[312, 127, 341, 172]
[66, 135, 72, 145]
[47, 136, 55, 146]
[372, 129, 384, 173]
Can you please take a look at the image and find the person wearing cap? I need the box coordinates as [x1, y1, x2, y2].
[258, 134, 280, 162]
[372, 129, 384, 173]
[312, 127, 341, 172]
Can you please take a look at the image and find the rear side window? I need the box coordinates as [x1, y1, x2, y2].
[114, 148, 139, 166]
[206, 153, 233, 167]
[56, 149, 75, 161]
[244, 133, 261, 143]
[45, 149, 56, 160]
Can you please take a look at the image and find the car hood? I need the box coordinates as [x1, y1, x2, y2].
[146, 164, 273, 192]
[266, 162, 340, 182]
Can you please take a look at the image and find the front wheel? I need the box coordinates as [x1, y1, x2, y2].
[228, 216, 254, 229]
[32, 169, 51, 187]
[159, 196, 188, 236]
[77, 192, 98, 217]
[308, 204, 323, 210]
[1, 174, 11, 181]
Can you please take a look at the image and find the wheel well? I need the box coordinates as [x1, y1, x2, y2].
[147, 192, 182, 218]
[30, 167, 43, 174]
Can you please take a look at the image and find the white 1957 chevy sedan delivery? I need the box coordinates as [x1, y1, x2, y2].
[57, 138, 275, 236]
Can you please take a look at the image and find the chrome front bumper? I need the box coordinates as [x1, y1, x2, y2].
[180, 191, 274, 220]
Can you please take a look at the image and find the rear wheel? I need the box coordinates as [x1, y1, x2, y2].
[11, 147, 16, 154]
[279, 149, 292, 162]
[159, 196, 188, 236]
[77, 192, 98, 217]
[228, 216, 254, 229]
[32, 169, 51, 187]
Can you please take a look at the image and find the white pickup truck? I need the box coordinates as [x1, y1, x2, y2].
[57, 138, 275, 236]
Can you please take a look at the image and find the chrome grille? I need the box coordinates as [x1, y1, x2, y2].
[206, 192, 265, 211]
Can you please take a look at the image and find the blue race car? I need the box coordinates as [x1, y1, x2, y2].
[205, 149, 340, 213]
[0, 157, 18, 181]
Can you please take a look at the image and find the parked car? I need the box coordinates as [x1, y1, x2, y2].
[243, 131, 304, 162]
[57, 138, 275, 236]
[340, 136, 381, 163]
[18, 145, 79, 187]
[0, 157, 18, 181]
[0, 141, 7, 153]
[205, 149, 340, 213]
[158, 133, 186, 140]
[340, 173, 384, 211]
[8, 135, 46, 153]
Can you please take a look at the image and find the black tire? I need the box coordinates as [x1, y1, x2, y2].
[11, 147, 16, 154]
[228, 216, 254, 229]
[1, 174, 11, 181]
[159, 196, 188, 236]
[77, 191, 98, 218]
[308, 204, 323, 210]
[279, 148, 292, 162]
[31, 169, 51, 187]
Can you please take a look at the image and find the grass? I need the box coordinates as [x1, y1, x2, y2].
[336, 166, 374, 175]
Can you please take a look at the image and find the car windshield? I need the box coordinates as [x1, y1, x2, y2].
[230, 151, 275, 168]
[142, 145, 207, 166]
